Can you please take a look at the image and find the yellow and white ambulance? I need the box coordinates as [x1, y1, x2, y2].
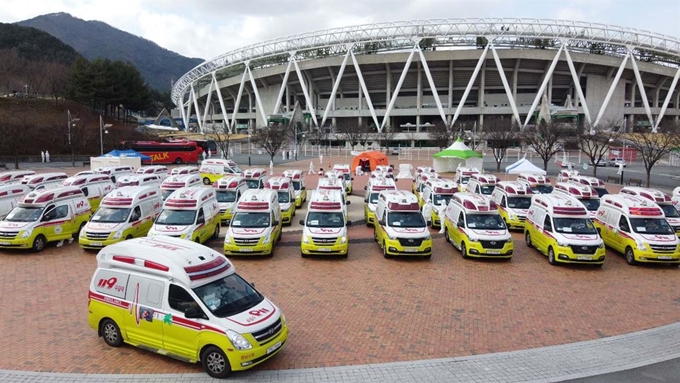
[135, 165, 169, 180]
[466, 174, 499, 196]
[453, 167, 479, 192]
[332, 164, 353, 194]
[116, 174, 163, 189]
[594, 194, 680, 265]
[553, 182, 600, 219]
[79, 186, 163, 250]
[0, 184, 31, 219]
[282, 169, 307, 208]
[672, 187, 680, 209]
[171, 166, 199, 176]
[199, 159, 244, 185]
[525, 193, 605, 266]
[412, 170, 439, 195]
[148, 187, 221, 244]
[300, 189, 351, 257]
[490, 181, 533, 230]
[0, 187, 91, 252]
[324, 171, 348, 196]
[20, 172, 69, 191]
[264, 177, 296, 225]
[363, 176, 397, 226]
[421, 178, 457, 229]
[87, 236, 288, 378]
[620, 187, 680, 236]
[374, 190, 432, 259]
[224, 189, 281, 257]
[316, 178, 350, 220]
[160, 174, 202, 201]
[0, 170, 35, 186]
[243, 168, 268, 189]
[516, 173, 553, 194]
[214, 176, 249, 226]
[63, 173, 116, 211]
[95, 166, 135, 184]
[557, 169, 579, 183]
[443, 193, 513, 259]
[569, 176, 609, 198]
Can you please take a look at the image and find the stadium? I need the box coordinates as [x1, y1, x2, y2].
[171, 18, 680, 147]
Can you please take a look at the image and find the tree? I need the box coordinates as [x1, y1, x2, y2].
[577, 123, 621, 177]
[624, 122, 680, 187]
[0, 112, 38, 169]
[483, 118, 521, 172]
[372, 126, 397, 153]
[428, 121, 456, 150]
[252, 124, 287, 162]
[205, 123, 233, 159]
[337, 124, 371, 151]
[522, 121, 572, 170]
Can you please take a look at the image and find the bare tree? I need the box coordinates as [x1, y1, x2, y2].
[522, 121, 572, 170]
[372, 125, 397, 153]
[428, 121, 456, 150]
[337, 124, 371, 151]
[0, 112, 38, 169]
[625, 121, 680, 187]
[578, 122, 621, 177]
[206, 123, 233, 158]
[252, 125, 287, 162]
[483, 118, 521, 172]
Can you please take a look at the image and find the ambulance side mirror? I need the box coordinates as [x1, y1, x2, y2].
[345, 201, 351, 205]
[596, 227, 601, 235]
[299, 219, 305, 226]
[301, 186, 306, 190]
[427, 220, 432, 226]
[273, 220, 279, 226]
[351, 177, 354, 181]
[346, 221, 352, 226]
[364, 186, 367, 190]
[378, 219, 385, 226]
[184, 306, 206, 320]
[364, 198, 368, 203]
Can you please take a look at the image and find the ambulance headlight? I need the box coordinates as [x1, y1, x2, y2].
[368, 205, 376, 212]
[423, 235, 431, 241]
[224, 236, 232, 244]
[182, 231, 194, 240]
[79, 228, 86, 238]
[20, 228, 33, 239]
[112, 230, 124, 240]
[557, 240, 569, 247]
[226, 329, 252, 350]
[340, 236, 347, 244]
[509, 213, 517, 221]
[302, 235, 310, 244]
[468, 235, 479, 242]
[635, 240, 646, 251]
[262, 233, 271, 244]
[598, 242, 605, 248]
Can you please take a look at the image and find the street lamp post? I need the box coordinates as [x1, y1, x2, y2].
[100, 115, 112, 156]
[248, 129, 252, 167]
[67, 110, 80, 167]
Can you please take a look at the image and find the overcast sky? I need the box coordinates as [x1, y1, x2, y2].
[0, 0, 678, 60]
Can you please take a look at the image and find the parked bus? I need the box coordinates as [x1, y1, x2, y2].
[122, 140, 202, 164]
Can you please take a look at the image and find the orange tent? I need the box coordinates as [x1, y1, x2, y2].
[351, 151, 389, 172]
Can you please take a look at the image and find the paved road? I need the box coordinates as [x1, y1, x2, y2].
[565, 357, 680, 382]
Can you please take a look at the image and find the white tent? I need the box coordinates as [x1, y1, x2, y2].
[504, 158, 547, 175]
[432, 138, 483, 173]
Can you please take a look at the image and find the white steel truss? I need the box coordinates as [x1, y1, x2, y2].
[230, 68, 249, 129]
[593, 53, 630, 127]
[381, 44, 418, 130]
[350, 50, 380, 130]
[417, 45, 448, 127]
[655, 68, 680, 131]
[563, 49, 592, 126]
[189, 84, 202, 132]
[272, 61, 293, 115]
[247, 66, 268, 126]
[321, 48, 352, 128]
[628, 48, 655, 129]
[489, 43, 521, 125]
[523, 44, 565, 128]
[451, 43, 490, 127]
[179, 94, 188, 130]
[292, 53, 320, 128]
[172, 18, 680, 105]
[212, 73, 231, 133]
[201, 76, 215, 130]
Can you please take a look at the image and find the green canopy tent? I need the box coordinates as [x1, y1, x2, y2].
[432, 138, 483, 173]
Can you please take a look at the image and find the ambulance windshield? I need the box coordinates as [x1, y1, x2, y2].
[4, 206, 44, 222]
[479, 185, 495, 195]
[594, 187, 609, 198]
[660, 205, 680, 218]
[292, 181, 301, 190]
[245, 179, 260, 189]
[630, 218, 674, 235]
[91, 207, 130, 223]
[216, 190, 237, 203]
[460, 176, 470, 184]
[506, 197, 532, 209]
[433, 194, 453, 206]
[580, 199, 600, 211]
[553, 218, 597, 235]
[161, 189, 175, 201]
[277, 191, 290, 203]
[156, 210, 196, 225]
[194, 273, 264, 318]
[532, 185, 553, 194]
[231, 212, 270, 228]
[305, 212, 344, 227]
[369, 193, 380, 204]
[466, 214, 505, 230]
[387, 212, 426, 228]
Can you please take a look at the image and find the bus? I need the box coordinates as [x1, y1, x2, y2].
[123, 140, 202, 164]
[190, 139, 218, 156]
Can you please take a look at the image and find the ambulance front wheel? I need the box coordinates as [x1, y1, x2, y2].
[525, 232, 533, 248]
[100, 318, 123, 347]
[548, 247, 557, 266]
[32, 234, 46, 252]
[201, 345, 231, 379]
[461, 242, 470, 259]
[74, 222, 86, 240]
[625, 247, 638, 266]
[203, 177, 211, 185]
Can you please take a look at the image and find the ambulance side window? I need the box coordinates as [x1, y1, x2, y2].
[619, 216, 630, 232]
[543, 216, 553, 232]
[197, 208, 205, 224]
[457, 212, 465, 227]
[130, 206, 141, 222]
[81, 187, 89, 197]
[500, 196, 507, 208]
[168, 284, 201, 313]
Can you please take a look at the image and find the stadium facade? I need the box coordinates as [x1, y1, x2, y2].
[171, 18, 680, 146]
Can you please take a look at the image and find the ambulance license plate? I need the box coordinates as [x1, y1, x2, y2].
[577, 256, 592, 260]
[240, 248, 253, 252]
[487, 251, 500, 254]
[404, 248, 419, 252]
[658, 256, 672, 260]
[0, 241, 10, 245]
[91, 242, 103, 247]
[267, 341, 282, 354]
[317, 247, 332, 252]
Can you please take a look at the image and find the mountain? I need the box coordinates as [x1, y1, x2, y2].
[18, 12, 204, 91]
[0, 22, 81, 64]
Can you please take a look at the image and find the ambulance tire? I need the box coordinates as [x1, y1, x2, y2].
[32, 234, 46, 253]
[301, 251, 308, 258]
[74, 222, 86, 240]
[548, 247, 558, 266]
[625, 247, 638, 266]
[525, 232, 533, 248]
[461, 242, 470, 259]
[203, 177, 211, 185]
[212, 225, 220, 240]
[382, 241, 391, 259]
[125, 235, 132, 240]
[444, 229, 450, 243]
[101, 319, 123, 347]
[201, 345, 231, 379]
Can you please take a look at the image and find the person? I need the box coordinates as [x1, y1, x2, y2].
[45, 150, 50, 163]
[201, 150, 207, 161]
[207, 149, 212, 158]
[437, 201, 447, 234]
[40, 151, 45, 163]
[319, 153, 324, 168]
[309, 161, 315, 174]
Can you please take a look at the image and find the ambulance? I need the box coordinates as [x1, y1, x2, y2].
[557, 169, 579, 183]
[553, 182, 600, 218]
[62, 174, 116, 210]
[243, 168, 268, 189]
[300, 189, 352, 257]
[214, 176, 249, 226]
[516, 173, 553, 194]
[160, 174, 202, 201]
[569, 176, 609, 198]
[324, 171, 348, 196]
[0, 187, 91, 252]
[421, 178, 457, 229]
[373, 190, 433, 259]
[620, 187, 680, 236]
[452, 167, 480, 192]
[0, 184, 31, 219]
[673, 187, 680, 209]
[224, 189, 281, 257]
[95, 166, 135, 184]
[21, 172, 69, 191]
[264, 177, 296, 225]
[490, 181, 533, 230]
[332, 164, 353, 194]
[282, 169, 307, 208]
[443, 193, 513, 259]
[171, 166, 199, 176]
[594, 194, 680, 265]
[524, 193, 605, 266]
[87, 236, 288, 378]
[316, 178, 350, 219]
[465, 174, 499, 196]
[199, 159, 244, 185]
[135, 165, 170, 180]
[79, 186, 162, 250]
[116, 174, 163, 189]
[363, 177, 397, 226]
[375, 165, 393, 175]
[0, 170, 35, 186]
[148, 187, 221, 244]
[413, 171, 441, 200]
